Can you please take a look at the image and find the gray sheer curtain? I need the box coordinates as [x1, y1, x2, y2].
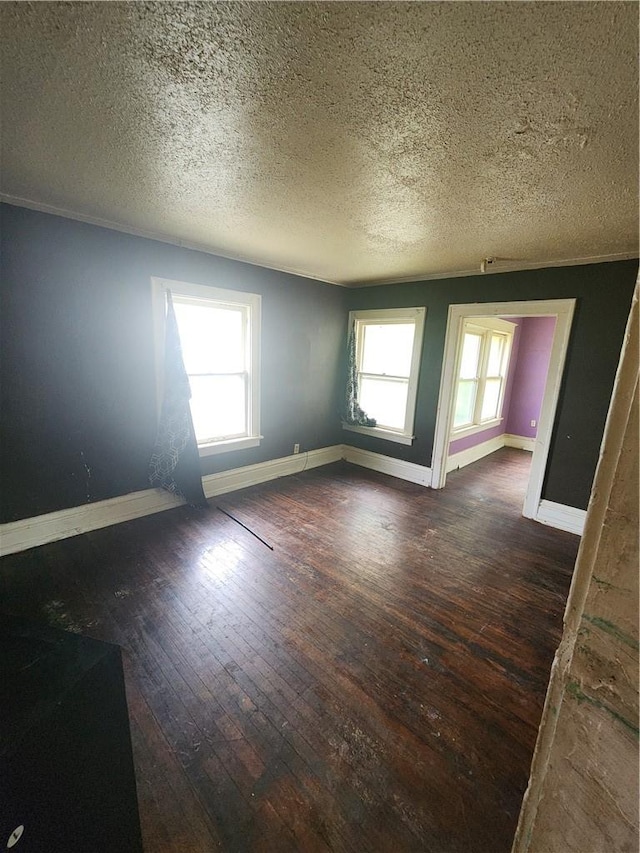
[148, 291, 207, 507]
[344, 320, 376, 427]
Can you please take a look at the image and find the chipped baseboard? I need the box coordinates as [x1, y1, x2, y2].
[536, 500, 586, 536]
[0, 445, 344, 556]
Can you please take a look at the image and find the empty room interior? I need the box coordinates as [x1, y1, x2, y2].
[1, 3, 638, 853]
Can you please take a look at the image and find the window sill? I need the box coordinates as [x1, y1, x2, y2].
[342, 423, 415, 446]
[198, 436, 262, 457]
[451, 419, 503, 440]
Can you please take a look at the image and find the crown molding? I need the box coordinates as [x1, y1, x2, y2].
[0, 193, 345, 288]
[346, 252, 639, 287]
[2, 193, 636, 289]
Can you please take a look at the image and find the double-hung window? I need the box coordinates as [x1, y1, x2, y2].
[343, 307, 426, 445]
[452, 317, 514, 435]
[152, 278, 261, 456]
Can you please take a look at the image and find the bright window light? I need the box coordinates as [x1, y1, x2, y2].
[345, 307, 426, 442]
[452, 319, 514, 434]
[173, 300, 249, 444]
[152, 278, 261, 456]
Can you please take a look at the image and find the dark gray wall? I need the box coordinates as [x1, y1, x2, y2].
[0, 204, 347, 522]
[1, 203, 636, 523]
[345, 261, 638, 510]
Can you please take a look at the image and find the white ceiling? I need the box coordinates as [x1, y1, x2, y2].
[1, 2, 638, 286]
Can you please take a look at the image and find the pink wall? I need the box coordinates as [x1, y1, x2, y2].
[448, 316, 555, 456]
[505, 316, 556, 438]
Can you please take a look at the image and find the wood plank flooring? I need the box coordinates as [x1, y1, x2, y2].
[0, 449, 580, 852]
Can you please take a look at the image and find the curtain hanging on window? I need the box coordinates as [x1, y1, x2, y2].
[344, 320, 377, 427]
[149, 291, 207, 507]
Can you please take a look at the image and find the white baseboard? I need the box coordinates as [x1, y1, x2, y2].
[0, 443, 583, 555]
[536, 500, 586, 536]
[342, 445, 432, 487]
[504, 434, 536, 451]
[202, 445, 343, 498]
[446, 434, 506, 473]
[446, 433, 535, 473]
[0, 445, 344, 556]
[0, 488, 184, 557]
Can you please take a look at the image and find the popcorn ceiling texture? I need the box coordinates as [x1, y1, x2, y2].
[1, 1, 638, 284]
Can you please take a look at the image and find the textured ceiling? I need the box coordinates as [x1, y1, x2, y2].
[1, 2, 638, 285]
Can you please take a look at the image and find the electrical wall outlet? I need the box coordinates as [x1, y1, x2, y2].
[293, 443, 300, 454]
[530, 419, 537, 428]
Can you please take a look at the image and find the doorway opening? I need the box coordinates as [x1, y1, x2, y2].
[446, 445, 535, 519]
[431, 299, 576, 521]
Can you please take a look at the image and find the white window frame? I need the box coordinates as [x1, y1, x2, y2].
[342, 307, 426, 445]
[151, 277, 261, 457]
[451, 316, 515, 439]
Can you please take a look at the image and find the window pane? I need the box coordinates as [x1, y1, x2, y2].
[174, 302, 245, 374]
[359, 376, 408, 431]
[361, 323, 415, 377]
[459, 333, 482, 379]
[453, 379, 477, 427]
[481, 378, 502, 421]
[188, 374, 246, 442]
[487, 334, 505, 376]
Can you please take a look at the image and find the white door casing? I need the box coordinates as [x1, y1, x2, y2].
[430, 299, 576, 519]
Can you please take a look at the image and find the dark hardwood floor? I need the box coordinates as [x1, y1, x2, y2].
[0, 449, 579, 852]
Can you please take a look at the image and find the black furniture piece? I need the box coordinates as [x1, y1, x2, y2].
[1, 614, 143, 852]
